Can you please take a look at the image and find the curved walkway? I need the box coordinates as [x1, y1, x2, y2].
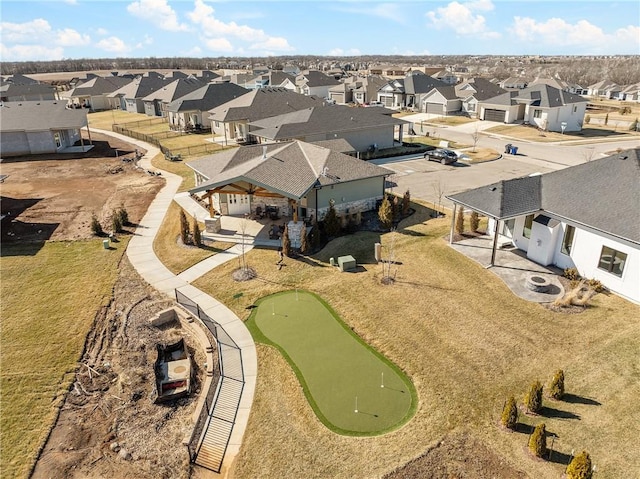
[93, 129, 256, 477]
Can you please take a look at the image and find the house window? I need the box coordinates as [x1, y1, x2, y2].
[468, 101, 476, 112]
[522, 214, 534, 239]
[598, 246, 627, 277]
[533, 109, 542, 118]
[501, 218, 515, 238]
[561, 225, 575, 255]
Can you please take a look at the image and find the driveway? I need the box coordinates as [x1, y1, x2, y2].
[380, 119, 640, 209]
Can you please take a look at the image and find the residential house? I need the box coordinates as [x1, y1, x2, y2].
[478, 84, 587, 131]
[295, 70, 342, 98]
[0, 100, 91, 157]
[208, 87, 325, 145]
[403, 71, 449, 110]
[420, 85, 461, 115]
[446, 149, 640, 304]
[188, 140, 391, 225]
[499, 77, 528, 90]
[108, 75, 172, 113]
[166, 82, 248, 131]
[247, 104, 408, 152]
[377, 78, 406, 109]
[430, 69, 458, 85]
[141, 77, 204, 117]
[0, 76, 57, 102]
[587, 80, 619, 98]
[67, 76, 132, 111]
[455, 77, 507, 117]
[619, 83, 640, 102]
[248, 71, 295, 90]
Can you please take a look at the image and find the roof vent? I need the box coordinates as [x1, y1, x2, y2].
[489, 187, 496, 191]
[618, 155, 628, 160]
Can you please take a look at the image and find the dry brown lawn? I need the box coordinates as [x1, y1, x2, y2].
[485, 124, 639, 143]
[428, 116, 476, 126]
[192, 204, 640, 479]
[463, 147, 500, 163]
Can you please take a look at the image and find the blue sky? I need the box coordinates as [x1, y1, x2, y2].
[1, 0, 639, 61]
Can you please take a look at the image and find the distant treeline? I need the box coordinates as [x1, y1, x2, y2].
[1, 55, 639, 86]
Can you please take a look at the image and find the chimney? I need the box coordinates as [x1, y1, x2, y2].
[262, 145, 267, 160]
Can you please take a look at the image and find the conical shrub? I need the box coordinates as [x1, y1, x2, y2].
[524, 380, 544, 414]
[528, 422, 547, 458]
[501, 396, 518, 430]
[566, 451, 593, 479]
[548, 369, 565, 400]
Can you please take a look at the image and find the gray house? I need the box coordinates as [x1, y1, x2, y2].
[0, 77, 57, 103]
[67, 76, 132, 111]
[455, 78, 507, 117]
[187, 140, 391, 223]
[141, 77, 204, 117]
[0, 101, 91, 157]
[208, 87, 325, 145]
[108, 75, 172, 113]
[247, 104, 408, 152]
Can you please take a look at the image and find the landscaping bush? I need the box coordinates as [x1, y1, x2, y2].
[566, 451, 593, 479]
[111, 209, 123, 233]
[179, 209, 190, 245]
[90, 214, 103, 236]
[548, 369, 565, 400]
[310, 221, 320, 249]
[584, 114, 590, 124]
[563, 267, 581, 281]
[378, 195, 394, 230]
[585, 278, 604, 293]
[501, 396, 518, 430]
[192, 217, 202, 247]
[455, 207, 464, 234]
[528, 423, 547, 458]
[470, 211, 479, 232]
[324, 200, 342, 237]
[282, 224, 291, 257]
[299, 223, 309, 254]
[629, 117, 638, 131]
[116, 205, 129, 226]
[402, 190, 411, 217]
[524, 380, 543, 413]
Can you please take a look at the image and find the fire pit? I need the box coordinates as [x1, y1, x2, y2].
[525, 274, 551, 293]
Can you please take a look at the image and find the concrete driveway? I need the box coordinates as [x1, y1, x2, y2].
[377, 120, 640, 209]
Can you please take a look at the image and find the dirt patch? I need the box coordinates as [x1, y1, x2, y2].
[383, 431, 527, 479]
[31, 255, 213, 479]
[0, 132, 163, 243]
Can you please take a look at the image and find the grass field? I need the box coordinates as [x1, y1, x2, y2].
[485, 123, 639, 142]
[192, 204, 640, 479]
[248, 290, 416, 435]
[0, 239, 127, 479]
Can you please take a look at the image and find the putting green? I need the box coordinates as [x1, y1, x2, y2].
[248, 290, 417, 436]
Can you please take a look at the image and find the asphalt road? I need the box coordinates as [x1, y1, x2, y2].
[373, 123, 640, 209]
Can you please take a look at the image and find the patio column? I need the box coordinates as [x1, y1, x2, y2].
[489, 218, 499, 267]
[449, 203, 457, 244]
[208, 194, 214, 218]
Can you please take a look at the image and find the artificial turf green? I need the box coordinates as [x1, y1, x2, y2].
[248, 290, 417, 436]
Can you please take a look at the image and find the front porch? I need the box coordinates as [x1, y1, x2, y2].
[449, 235, 565, 303]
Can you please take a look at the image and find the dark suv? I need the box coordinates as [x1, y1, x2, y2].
[424, 148, 458, 165]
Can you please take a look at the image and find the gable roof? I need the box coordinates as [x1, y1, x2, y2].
[188, 140, 390, 200]
[513, 84, 587, 107]
[0, 100, 88, 131]
[248, 104, 406, 140]
[166, 82, 248, 113]
[68, 76, 132, 97]
[404, 72, 448, 94]
[296, 70, 342, 88]
[447, 149, 640, 244]
[141, 77, 204, 103]
[455, 77, 506, 101]
[425, 85, 459, 101]
[0, 82, 56, 97]
[208, 87, 325, 122]
[108, 76, 171, 99]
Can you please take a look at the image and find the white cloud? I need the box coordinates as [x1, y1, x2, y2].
[510, 17, 640, 53]
[331, 3, 405, 23]
[187, 0, 294, 52]
[328, 48, 362, 56]
[96, 28, 109, 36]
[1, 18, 52, 43]
[183, 46, 202, 57]
[426, 0, 500, 39]
[55, 28, 91, 47]
[96, 36, 131, 55]
[1, 43, 64, 61]
[127, 0, 188, 32]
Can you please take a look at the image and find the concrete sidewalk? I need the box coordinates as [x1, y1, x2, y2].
[93, 128, 256, 477]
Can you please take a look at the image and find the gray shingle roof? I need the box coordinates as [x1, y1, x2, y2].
[248, 104, 407, 140]
[108, 76, 171, 99]
[166, 82, 248, 113]
[447, 149, 640, 244]
[296, 70, 341, 88]
[188, 140, 391, 199]
[208, 87, 325, 122]
[514, 84, 587, 107]
[0, 100, 88, 131]
[68, 76, 132, 97]
[141, 77, 204, 102]
[455, 78, 506, 101]
[404, 72, 448, 94]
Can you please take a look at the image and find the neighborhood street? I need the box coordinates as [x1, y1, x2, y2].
[375, 120, 640, 209]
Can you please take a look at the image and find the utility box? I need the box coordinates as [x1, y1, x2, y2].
[329, 257, 335, 267]
[102, 239, 110, 249]
[338, 255, 356, 272]
[374, 243, 382, 262]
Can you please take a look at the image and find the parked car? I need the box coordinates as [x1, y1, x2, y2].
[367, 101, 384, 107]
[424, 148, 458, 165]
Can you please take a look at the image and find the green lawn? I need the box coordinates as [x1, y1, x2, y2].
[0, 239, 126, 479]
[248, 291, 416, 435]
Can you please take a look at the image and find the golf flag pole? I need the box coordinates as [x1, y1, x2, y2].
[381, 372, 384, 388]
[354, 396, 358, 413]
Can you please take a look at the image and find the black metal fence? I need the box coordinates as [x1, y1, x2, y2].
[176, 289, 244, 471]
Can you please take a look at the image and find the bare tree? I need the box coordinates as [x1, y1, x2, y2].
[470, 122, 481, 153]
[432, 180, 446, 217]
[381, 229, 397, 285]
[582, 147, 596, 163]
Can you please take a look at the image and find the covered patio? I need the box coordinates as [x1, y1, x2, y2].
[449, 235, 564, 303]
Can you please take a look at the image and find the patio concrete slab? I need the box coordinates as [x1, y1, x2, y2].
[449, 235, 564, 303]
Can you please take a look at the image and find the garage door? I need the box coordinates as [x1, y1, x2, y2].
[484, 109, 506, 122]
[424, 102, 442, 114]
[227, 194, 251, 215]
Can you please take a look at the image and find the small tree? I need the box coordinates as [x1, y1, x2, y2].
[323, 199, 342, 237]
[548, 369, 565, 400]
[455, 207, 464, 235]
[116, 204, 129, 226]
[433, 180, 446, 217]
[310, 220, 321, 249]
[501, 396, 518, 430]
[192, 217, 202, 247]
[90, 214, 103, 236]
[630, 117, 639, 132]
[392, 195, 400, 219]
[470, 122, 481, 153]
[604, 113, 609, 126]
[179, 209, 190, 245]
[111, 209, 123, 233]
[524, 380, 544, 414]
[401, 190, 411, 217]
[528, 423, 547, 458]
[282, 224, 291, 257]
[299, 223, 309, 254]
[566, 451, 593, 479]
[584, 114, 590, 125]
[470, 211, 479, 232]
[378, 195, 394, 230]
